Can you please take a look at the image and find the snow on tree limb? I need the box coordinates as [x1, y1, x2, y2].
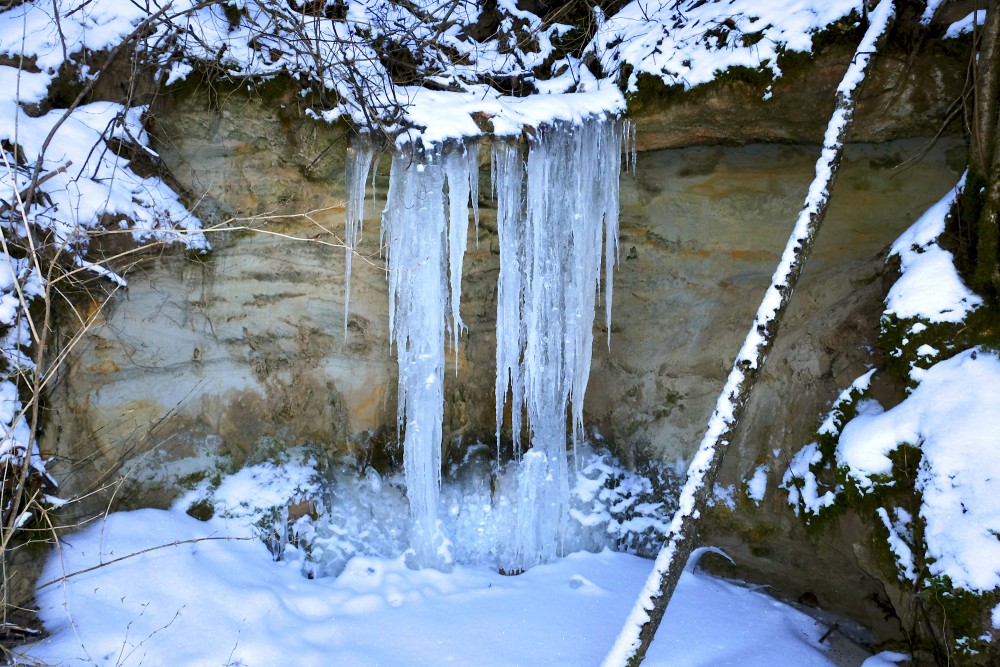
[600, 2, 897, 665]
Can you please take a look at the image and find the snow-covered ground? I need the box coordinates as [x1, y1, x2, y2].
[12, 444, 897, 666]
[19, 505, 875, 666]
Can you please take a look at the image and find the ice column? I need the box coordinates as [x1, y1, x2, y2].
[355, 117, 622, 572]
[493, 140, 527, 456]
[380, 142, 478, 571]
[494, 116, 625, 571]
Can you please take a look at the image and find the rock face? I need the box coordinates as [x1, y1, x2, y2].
[628, 15, 972, 151]
[41, 44, 970, 649]
[47, 82, 966, 481]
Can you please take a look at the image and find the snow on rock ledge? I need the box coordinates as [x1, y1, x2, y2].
[837, 348, 1000, 595]
[592, 0, 865, 93]
[885, 175, 982, 323]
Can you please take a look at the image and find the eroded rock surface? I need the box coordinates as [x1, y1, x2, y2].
[43, 84, 964, 501]
[628, 14, 971, 151]
[41, 73, 968, 651]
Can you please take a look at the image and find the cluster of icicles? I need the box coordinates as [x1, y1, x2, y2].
[344, 115, 630, 572]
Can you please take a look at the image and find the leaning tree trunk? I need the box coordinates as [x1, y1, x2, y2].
[600, 2, 897, 665]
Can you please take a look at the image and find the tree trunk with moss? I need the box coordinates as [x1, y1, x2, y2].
[971, 4, 1000, 296]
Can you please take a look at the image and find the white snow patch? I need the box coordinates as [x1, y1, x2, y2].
[592, 0, 864, 93]
[709, 483, 736, 510]
[885, 175, 981, 323]
[21, 507, 848, 666]
[863, 651, 911, 666]
[876, 506, 917, 582]
[783, 370, 878, 517]
[944, 10, 988, 39]
[920, 1, 948, 24]
[782, 442, 839, 517]
[181, 459, 320, 527]
[838, 349, 1000, 593]
[746, 465, 768, 504]
[819, 369, 877, 436]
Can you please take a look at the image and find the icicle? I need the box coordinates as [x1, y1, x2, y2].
[493, 115, 625, 571]
[373, 116, 623, 574]
[381, 146, 453, 572]
[469, 147, 481, 248]
[603, 118, 624, 350]
[493, 140, 527, 458]
[443, 143, 479, 370]
[344, 139, 375, 337]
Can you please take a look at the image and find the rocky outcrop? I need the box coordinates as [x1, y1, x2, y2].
[39, 32, 972, 653]
[43, 80, 965, 502]
[628, 9, 973, 151]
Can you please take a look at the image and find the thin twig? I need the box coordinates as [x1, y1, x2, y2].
[36, 535, 255, 592]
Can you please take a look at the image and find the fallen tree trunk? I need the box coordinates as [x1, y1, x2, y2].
[600, 2, 898, 665]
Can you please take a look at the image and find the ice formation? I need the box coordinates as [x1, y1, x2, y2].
[343, 140, 376, 335]
[378, 141, 480, 571]
[444, 145, 480, 365]
[348, 115, 626, 572]
[494, 117, 626, 570]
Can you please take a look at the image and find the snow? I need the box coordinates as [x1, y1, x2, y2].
[944, 10, 988, 39]
[746, 465, 768, 504]
[400, 78, 627, 145]
[592, 0, 865, 93]
[20, 506, 850, 667]
[782, 442, 839, 517]
[819, 370, 877, 436]
[921, 1, 948, 25]
[710, 483, 737, 511]
[863, 652, 911, 666]
[782, 369, 881, 518]
[875, 507, 917, 582]
[2, 0, 871, 146]
[0, 255, 45, 477]
[0, 97, 207, 260]
[181, 457, 321, 528]
[885, 175, 982, 323]
[837, 349, 1000, 593]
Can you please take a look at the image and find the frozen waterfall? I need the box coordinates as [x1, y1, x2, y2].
[494, 118, 626, 570]
[379, 141, 479, 571]
[345, 115, 627, 572]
